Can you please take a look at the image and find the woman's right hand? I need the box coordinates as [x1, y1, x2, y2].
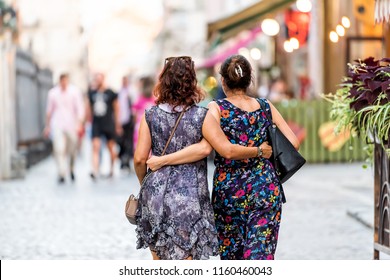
[260, 142, 273, 159]
[146, 156, 165, 171]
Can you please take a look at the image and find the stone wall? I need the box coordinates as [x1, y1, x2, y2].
[0, 32, 53, 180]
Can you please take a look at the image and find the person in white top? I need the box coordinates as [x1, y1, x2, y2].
[117, 76, 134, 171]
[44, 73, 85, 183]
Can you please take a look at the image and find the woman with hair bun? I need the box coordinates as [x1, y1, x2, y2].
[147, 54, 299, 260]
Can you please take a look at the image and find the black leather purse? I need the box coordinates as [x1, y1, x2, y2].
[258, 99, 306, 196]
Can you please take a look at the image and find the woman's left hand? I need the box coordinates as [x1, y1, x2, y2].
[146, 156, 165, 171]
[260, 142, 273, 159]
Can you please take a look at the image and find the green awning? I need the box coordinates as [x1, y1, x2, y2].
[207, 0, 296, 46]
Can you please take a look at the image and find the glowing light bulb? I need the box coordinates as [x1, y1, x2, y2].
[296, 0, 312, 13]
[284, 40, 293, 52]
[290, 38, 300, 49]
[341, 16, 351, 28]
[250, 48, 262, 60]
[336, 25, 345, 36]
[329, 31, 339, 43]
[238, 48, 250, 59]
[261, 19, 280, 36]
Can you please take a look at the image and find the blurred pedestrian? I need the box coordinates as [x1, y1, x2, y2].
[86, 73, 122, 179]
[132, 76, 155, 151]
[267, 77, 290, 102]
[117, 75, 134, 171]
[146, 55, 299, 260]
[44, 73, 85, 183]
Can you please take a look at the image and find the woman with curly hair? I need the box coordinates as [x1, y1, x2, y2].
[133, 56, 268, 260]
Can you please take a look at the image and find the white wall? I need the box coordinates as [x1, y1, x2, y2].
[16, 0, 88, 90]
[14, 0, 167, 91]
[0, 32, 18, 179]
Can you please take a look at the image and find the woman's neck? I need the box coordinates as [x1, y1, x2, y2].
[225, 89, 248, 99]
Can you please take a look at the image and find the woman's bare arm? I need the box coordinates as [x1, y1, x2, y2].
[146, 102, 272, 171]
[146, 138, 212, 171]
[268, 100, 300, 150]
[202, 101, 272, 159]
[133, 114, 152, 183]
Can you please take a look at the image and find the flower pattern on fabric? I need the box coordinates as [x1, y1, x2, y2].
[136, 105, 219, 260]
[212, 98, 283, 260]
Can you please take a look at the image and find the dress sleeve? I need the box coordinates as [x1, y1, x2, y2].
[144, 107, 153, 129]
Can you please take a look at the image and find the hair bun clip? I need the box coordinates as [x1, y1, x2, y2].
[235, 65, 243, 78]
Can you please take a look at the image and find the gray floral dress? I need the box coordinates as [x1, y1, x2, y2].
[135, 105, 219, 260]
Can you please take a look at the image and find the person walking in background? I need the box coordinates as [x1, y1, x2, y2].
[117, 75, 134, 172]
[146, 55, 299, 260]
[132, 76, 155, 151]
[267, 77, 290, 102]
[44, 73, 85, 184]
[86, 73, 122, 180]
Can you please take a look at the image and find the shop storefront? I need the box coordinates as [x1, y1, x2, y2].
[203, 0, 389, 99]
[200, 0, 390, 163]
[201, 0, 319, 101]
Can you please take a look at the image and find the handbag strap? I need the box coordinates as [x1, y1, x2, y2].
[257, 98, 273, 124]
[140, 110, 185, 188]
[257, 99, 286, 203]
[161, 110, 185, 156]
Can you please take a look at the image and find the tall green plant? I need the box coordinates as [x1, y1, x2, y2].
[322, 57, 390, 161]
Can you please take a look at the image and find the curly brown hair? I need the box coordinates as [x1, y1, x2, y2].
[154, 56, 204, 110]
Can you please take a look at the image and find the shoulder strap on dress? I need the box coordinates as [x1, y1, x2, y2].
[256, 98, 273, 123]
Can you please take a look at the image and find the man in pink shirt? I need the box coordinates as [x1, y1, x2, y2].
[44, 74, 85, 183]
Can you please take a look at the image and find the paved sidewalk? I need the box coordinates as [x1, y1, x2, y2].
[0, 147, 388, 260]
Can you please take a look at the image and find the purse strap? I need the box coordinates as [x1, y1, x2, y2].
[257, 98, 273, 124]
[257, 98, 287, 203]
[161, 110, 185, 156]
[140, 110, 185, 187]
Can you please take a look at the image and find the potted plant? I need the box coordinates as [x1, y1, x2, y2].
[322, 57, 390, 164]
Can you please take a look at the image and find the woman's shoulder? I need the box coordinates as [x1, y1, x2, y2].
[189, 105, 208, 117]
[145, 105, 158, 115]
[192, 104, 208, 112]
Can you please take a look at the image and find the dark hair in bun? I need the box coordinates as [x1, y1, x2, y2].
[219, 54, 252, 91]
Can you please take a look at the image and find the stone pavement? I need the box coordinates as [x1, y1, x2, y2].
[0, 145, 388, 260]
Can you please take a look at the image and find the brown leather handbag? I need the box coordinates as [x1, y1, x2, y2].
[125, 110, 185, 225]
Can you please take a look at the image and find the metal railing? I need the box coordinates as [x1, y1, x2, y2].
[15, 49, 53, 167]
[374, 142, 390, 259]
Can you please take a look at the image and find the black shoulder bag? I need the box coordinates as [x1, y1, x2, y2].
[258, 99, 306, 200]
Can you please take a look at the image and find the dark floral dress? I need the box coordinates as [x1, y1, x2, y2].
[136, 105, 219, 260]
[212, 98, 283, 260]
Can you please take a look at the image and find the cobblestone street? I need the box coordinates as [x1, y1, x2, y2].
[0, 145, 387, 260]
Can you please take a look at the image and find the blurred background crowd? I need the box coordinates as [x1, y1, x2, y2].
[1, 0, 390, 260]
[1, 0, 388, 179]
